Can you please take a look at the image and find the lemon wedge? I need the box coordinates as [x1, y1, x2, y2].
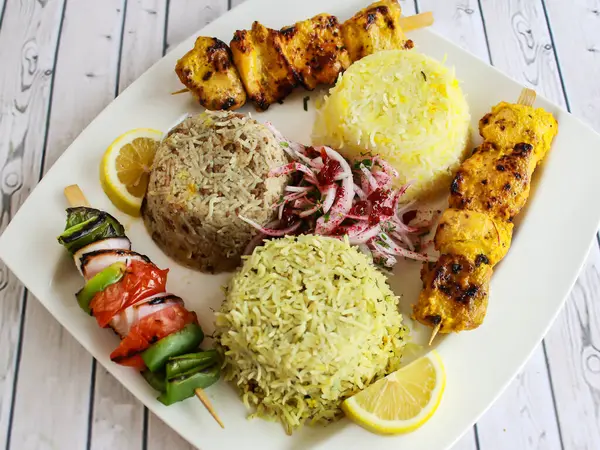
[100, 128, 162, 216]
[342, 350, 445, 434]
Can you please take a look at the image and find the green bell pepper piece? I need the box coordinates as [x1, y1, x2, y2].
[166, 350, 218, 380]
[141, 323, 204, 372]
[65, 207, 125, 235]
[58, 215, 119, 254]
[76, 262, 126, 313]
[142, 369, 166, 392]
[158, 364, 220, 406]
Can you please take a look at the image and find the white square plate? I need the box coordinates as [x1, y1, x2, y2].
[2, 1, 600, 449]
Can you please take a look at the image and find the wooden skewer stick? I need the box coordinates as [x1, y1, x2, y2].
[63, 184, 224, 428]
[428, 323, 440, 346]
[64, 184, 90, 207]
[399, 11, 434, 32]
[195, 388, 225, 429]
[171, 87, 189, 95]
[517, 87, 536, 106]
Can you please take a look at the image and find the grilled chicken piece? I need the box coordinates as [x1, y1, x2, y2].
[480, 102, 558, 163]
[341, 0, 413, 62]
[109, 293, 183, 338]
[175, 37, 247, 111]
[80, 250, 150, 281]
[434, 208, 513, 266]
[73, 237, 132, 273]
[417, 254, 493, 332]
[278, 13, 351, 90]
[449, 141, 534, 222]
[230, 21, 297, 111]
[414, 100, 558, 334]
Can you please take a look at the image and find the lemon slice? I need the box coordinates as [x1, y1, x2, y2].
[342, 350, 445, 434]
[100, 128, 162, 216]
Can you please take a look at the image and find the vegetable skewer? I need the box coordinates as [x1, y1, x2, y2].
[60, 185, 224, 427]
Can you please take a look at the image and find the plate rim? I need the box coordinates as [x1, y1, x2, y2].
[2, 0, 600, 449]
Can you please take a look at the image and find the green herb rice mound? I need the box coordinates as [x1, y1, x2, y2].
[215, 235, 407, 434]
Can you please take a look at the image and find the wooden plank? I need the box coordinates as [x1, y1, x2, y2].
[0, 0, 67, 447]
[164, 0, 228, 54]
[147, 414, 196, 450]
[88, 1, 167, 449]
[539, 2, 600, 448]
[43, 0, 126, 177]
[91, 366, 145, 450]
[477, 0, 598, 446]
[118, 0, 168, 93]
[416, 0, 488, 59]
[479, 0, 565, 104]
[476, 349, 562, 449]
[544, 245, 600, 450]
[6, 2, 125, 450]
[543, 0, 600, 128]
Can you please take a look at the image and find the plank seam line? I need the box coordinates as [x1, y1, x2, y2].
[5, 0, 68, 445]
[4, 292, 28, 450]
[540, 0, 572, 113]
[412, 0, 419, 15]
[473, 423, 482, 450]
[476, 0, 494, 66]
[85, 360, 97, 450]
[162, 0, 170, 56]
[542, 340, 566, 450]
[142, 407, 149, 450]
[114, 0, 129, 97]
[0, 0, 7, 36]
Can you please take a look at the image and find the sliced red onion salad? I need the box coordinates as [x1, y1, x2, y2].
[241, 126, 436, 267]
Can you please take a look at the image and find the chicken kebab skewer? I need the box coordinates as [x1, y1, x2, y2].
[174, 0, 433, 111]
[58, 185, 223, 426]
[412, 88, 559, 343]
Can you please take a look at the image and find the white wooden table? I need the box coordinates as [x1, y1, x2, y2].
[0, 0, 599, 449]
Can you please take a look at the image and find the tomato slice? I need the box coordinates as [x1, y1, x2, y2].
[90, 260, 168, 328]
[110, 303, 197, 367]
[118, 355, 146, 371]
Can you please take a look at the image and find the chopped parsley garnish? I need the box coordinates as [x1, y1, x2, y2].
[353, 159, 373, 170]
[280, 141, 289, 148]
[421, 71, 427, 81]
[323, 212, 330, 222]
[303, 96, 310, 111]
